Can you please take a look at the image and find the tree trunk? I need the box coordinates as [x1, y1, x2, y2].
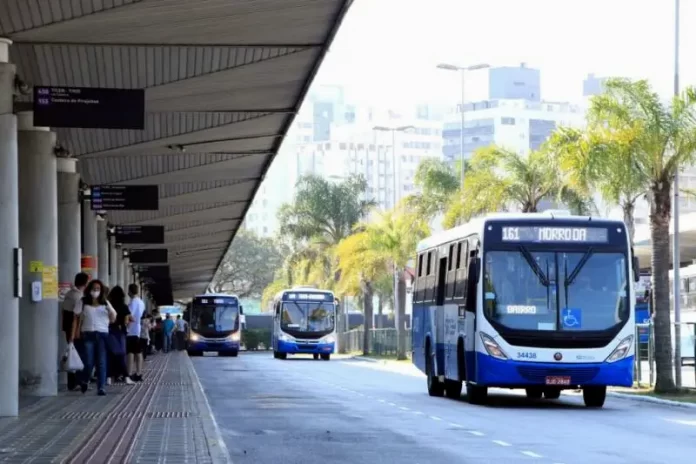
[376, 294, 383, 329]
[649, 181, 676, 393]
[396, 273, 407, 360]
[362, 280, 374, 356]
[622, 200, 636, 245]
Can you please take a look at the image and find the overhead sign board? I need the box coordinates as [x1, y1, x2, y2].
[501, 226, 609, 244]
[91, 185, 158, 211]
[114, 225, 164, 244]
[127, 248, 168, 264]
[137, 265, 171, 278]
[33, 86, 145, 130]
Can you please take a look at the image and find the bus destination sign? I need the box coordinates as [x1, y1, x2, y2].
[501, 226, 609, 243]
[287, 292, 330, 301]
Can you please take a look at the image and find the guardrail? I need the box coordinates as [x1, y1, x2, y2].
[634, 321, 696, 389]
[339, 328, 412, 358]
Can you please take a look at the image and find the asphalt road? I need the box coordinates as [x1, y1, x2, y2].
[194, 353, 696, 464]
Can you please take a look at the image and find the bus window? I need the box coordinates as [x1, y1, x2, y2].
[454, 240, 469, 299]
[446, 243, 457, 300]
[416, 253, 425, 302]
[425, 251, 435, 302]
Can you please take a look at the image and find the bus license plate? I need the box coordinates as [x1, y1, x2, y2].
[545, 376, 571, 385]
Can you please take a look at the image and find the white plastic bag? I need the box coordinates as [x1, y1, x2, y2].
[62, 343, 84, 372]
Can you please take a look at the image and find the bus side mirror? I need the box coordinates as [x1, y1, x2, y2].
[472, 257, 480, 283]
[632, 256, 640, 283]
[239, 305, 244, 315]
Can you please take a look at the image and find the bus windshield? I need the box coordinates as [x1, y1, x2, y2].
[484, 249, 628, 332]
[281, 301, 335, 333]
[191, 304, 239, 333]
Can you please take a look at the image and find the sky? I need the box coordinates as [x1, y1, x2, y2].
[315, 0, 696, 108]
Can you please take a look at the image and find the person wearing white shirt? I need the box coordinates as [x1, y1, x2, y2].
[71, 279, 116, 396]
[126, 284, 146, 382]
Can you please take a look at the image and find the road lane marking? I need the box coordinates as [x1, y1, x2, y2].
[666, 419, 696, 426]
[412, 411, 424, 415]
[378, 399, 386, 403]
[448, 422, 463, 428]
[492, 440, 511, 447]
[521, 451, 543, 458]
[429, 415, 442, 421]
[399, 406, 410, 411]
[388, 402, 397, 406]
[468, 431, 484, 436]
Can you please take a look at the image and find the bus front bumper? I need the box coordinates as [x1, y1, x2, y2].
[277, 340, 335, 354]
[188, 340, 240, 353]
[475, 352, 634, 388]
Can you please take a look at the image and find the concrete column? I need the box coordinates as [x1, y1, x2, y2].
[124, 257, 131, 286]
[18, 111, 58, 397]
[96, 217, 108, 287]
[81, 198, 98, 280]
[109, 235, 118, 288]
[56, 158, 80, 388]
[115, 245, 123, 287]
[0, 37, 20, 416]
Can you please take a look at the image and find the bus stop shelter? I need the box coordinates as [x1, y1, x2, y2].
[0, 0, 354, 417]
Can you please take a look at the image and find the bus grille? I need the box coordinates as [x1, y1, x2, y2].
[516, 366, 599, 384]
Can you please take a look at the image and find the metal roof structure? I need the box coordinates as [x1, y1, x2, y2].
[1, 0, 353, 304]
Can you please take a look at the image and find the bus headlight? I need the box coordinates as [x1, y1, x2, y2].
[320, 334, 336, 344]
[189, 333, 200, 342]
[605, 335, 633, 363]
[480, 332, 508, 360]
[278, 332, 294, 342]
[227, 332, 240, 342]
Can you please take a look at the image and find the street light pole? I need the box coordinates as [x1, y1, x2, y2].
[673, 0, 682, 389]
[436, 62, 490, 186]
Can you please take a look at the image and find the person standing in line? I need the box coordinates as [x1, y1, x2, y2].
[126, 284, 146, 382]
[71, 279, 116, 396]
[163, 314, 175, 353]
[62, 272, 89, 391]
[140, 314, 153, 360]
[175, 315, 188, 351]
[106, 286, 134, 386]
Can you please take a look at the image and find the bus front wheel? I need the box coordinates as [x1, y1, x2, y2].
[583, 386, 606, 408]
[313, 353, 319, 360]
[426, 344, 444, 397]
[276, 352, 287, 360]
[321, 354, 330, 361]
[466, 384, 488, 405]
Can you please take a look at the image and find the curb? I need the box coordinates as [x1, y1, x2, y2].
[607, 391, 696, 409]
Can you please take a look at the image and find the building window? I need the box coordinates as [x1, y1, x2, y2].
[339, 143, 347, 150]
[501, 117, 515, 125]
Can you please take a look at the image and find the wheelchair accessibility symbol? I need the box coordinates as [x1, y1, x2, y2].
[561, 308, 582, 329]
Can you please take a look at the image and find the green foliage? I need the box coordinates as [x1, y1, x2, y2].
[212, 229, 285, 298]
[405, 158, 461, 220]
[242, 329, 272, 351]
[442, 146, 583, 228]
[278, 174, 375, 246]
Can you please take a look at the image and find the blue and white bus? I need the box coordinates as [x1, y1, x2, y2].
[272, 287, 337, 360]
[411, 212, 639, 408]
[186, 293, 243, 357]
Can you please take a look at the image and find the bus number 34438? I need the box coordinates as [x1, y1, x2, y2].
[517, 352, 537, 359]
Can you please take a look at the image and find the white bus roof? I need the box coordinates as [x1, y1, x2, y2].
[273, 288, 335, 301]
[192, 293, 240, 299]
[416, 212, 625, 252]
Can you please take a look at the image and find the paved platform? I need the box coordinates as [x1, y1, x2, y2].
[0, 353, 229, 463]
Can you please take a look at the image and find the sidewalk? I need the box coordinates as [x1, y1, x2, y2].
[0, 352, 229, 463]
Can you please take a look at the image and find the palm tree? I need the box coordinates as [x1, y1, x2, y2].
[405, 158, 461, 221]
[361, 207, 430, 359]
[443, 145, 593, 228]
[335, 231, 386, 355]
[589, 78, 696, 392]
[547, 123, 648, 245]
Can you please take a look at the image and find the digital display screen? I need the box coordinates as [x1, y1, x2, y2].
[286, 293, 330, 301]
[501, 226, 609, 243]
[197, 297, 238, 306]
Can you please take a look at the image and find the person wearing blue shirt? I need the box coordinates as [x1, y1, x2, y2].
[163, 314, 175, 353]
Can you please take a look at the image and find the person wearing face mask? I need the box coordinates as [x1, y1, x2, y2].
[71, 279, 117, 396]
[62, 272, 89, 391]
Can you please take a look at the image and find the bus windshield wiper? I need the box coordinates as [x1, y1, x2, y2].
[519, 246, 550, 287]
[565, 248, 594, 286]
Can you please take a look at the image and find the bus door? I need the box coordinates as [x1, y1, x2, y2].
[463, 241, 479, 382]
[435, 245, 452, 377]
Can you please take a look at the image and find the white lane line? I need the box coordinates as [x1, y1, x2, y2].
[399, 406, 410, 411]
[448, 422, 463, 428]
[378, 399, 386, 403]
[666, 419, 696, 426]
[468, 430, 485, 436]
[429, 415, 442, 421]
[388, 402, 397, 406]
[412, 411, 424, 415]
[492, 440, 511, 447]
[521, 451, 543, 458]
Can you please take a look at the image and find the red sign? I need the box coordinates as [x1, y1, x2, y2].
[81, 255, 96, 279]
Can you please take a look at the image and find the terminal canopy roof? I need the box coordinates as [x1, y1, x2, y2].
[1, 0, 353, 304]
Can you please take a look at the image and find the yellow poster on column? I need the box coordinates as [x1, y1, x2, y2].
[42, 266, 58, 299]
